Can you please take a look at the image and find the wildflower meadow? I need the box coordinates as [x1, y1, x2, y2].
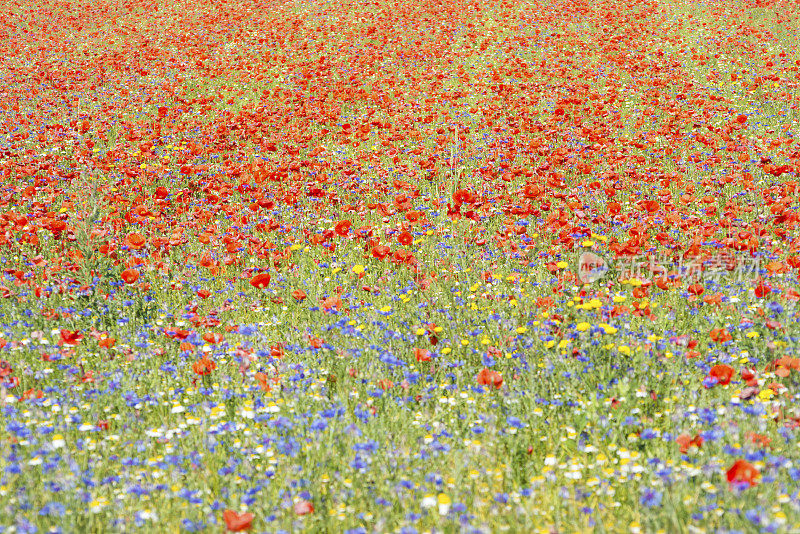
[1, 0, 800, 531]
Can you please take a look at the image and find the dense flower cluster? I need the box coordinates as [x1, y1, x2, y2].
[0, 0, 799, 531]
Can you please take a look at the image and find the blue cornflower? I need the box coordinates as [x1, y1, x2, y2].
[745, 509, 761, 524]
[767, 301, 783, 315]
[350, 456, 368, 470]
[39, 501, 66, 517]
[640, 428, 658, 439]
[640, 487, 663, 508]
[309, 419, 327, 432]
[506, 416, 525, 429]
[180, 519, 206, 532]
[15, 518, 37, 534]
[238, 325, 258, 336]
[702, 375, 718, 389]
[5, 461, 21, 475]
[397, 480, 414, 491]
[177, 488, 202, 505]
[353, 440, 379, 453]
[698, 408, 716, 425]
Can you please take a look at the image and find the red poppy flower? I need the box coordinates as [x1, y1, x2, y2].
[334, 220, 352, 236]
[202, 332, 223, 344]
[687, 284, 704, 296]
[49, 220, 66, 235]
[125, 233, 146, 250]
[372, 245, 391, 259]
[676, 433, 703, 453]
[121, 269, 139, 284]
[773, 356, 800, 371]
[292, 289, 307, 302]
[726, 459, 759, 487]
[746, 432, 771, 448]
[709, 364, 734, 386]
[453, 189, 476, 204]
[476, 368, 503, 389]
[192, 356, 217, 376]
[223, 510, 254, 532]
[709, 328, 732, 343]
[378, 379, 393, 390]
[21, 388, 43, 401]
[406, 210, 422, 222]
[250, 273, 271, 289]
[398, 231, 413, 246]
[414, 348, 431, 362]
[640, 199, 659, 213]
[765, 319, 782, 331]
[293, 500, 314, 516]
[254, 372, 272, 392]
[754, 281, 771, 298]
[321, 296, 342, 311]
[60, 330, 83, 346]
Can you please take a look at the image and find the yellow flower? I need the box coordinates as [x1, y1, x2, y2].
[352, 264, 365, 274]
[576, 322, 591, 332]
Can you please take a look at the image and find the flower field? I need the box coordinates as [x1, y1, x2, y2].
[1, 0, 800, 531]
